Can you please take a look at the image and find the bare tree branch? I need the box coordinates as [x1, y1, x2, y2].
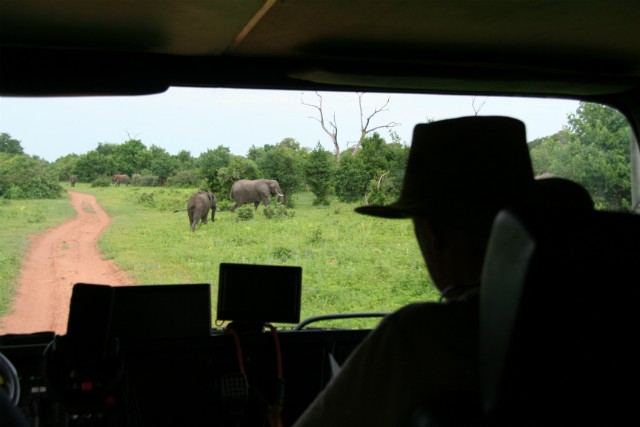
[352, 93, 399, 155]
[471, 96, 487, 116]
[302, 92, 341, 161]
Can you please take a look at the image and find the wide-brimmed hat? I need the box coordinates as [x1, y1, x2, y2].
[355, 116, 535, 220]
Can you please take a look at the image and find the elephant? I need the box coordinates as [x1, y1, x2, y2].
[174, 191, 217, 232]
[229, 179, 284, 212]
[70, 175, 77, 187]
[112, 174, 130, 186]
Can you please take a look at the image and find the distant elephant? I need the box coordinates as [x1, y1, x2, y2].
[174, 191, 217, 232]
[230, 179, 284, 212]
[70, 175, 77, 187]
[112, 174, 130, 186]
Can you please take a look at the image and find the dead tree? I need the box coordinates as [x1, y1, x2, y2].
[352, 93, 399, 155]
[302, 92, 399, 160]
[302, 92, 341, 161]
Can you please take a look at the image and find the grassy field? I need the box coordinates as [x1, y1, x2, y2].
[1, 184, 438, 328]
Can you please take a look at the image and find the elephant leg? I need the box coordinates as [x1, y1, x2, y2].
[201, 210, 208, 225]
[230, 203, 238, 212]
[261, 195, 270, 208]
[188, 210, 197, 232]
[254, 201, 260, 210]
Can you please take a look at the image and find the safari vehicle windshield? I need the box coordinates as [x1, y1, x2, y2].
[0, 89, 636, 334]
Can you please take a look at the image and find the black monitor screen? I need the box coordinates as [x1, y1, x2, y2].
[111, 283, 212, 338]
[217, 263, 302, 324]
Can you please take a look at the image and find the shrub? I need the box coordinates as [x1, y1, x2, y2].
[272, 246, 293, 262]
[166, 170, 201, 187]
[263, 204, 294, 220]
[91, 176, 112, 187]
[138, 192, 156, 207]
[136, 175, 159, 187]
[236, 206, 254, 221]
[0, 153, 63, 199]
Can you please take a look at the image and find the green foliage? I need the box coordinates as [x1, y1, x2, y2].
[255, 139, 307, 204]
[91, 176, 113, 187]
[134, 175, 159, 187]
[149, 144, 177, 184]
[0, 133, 24, 155]
[272, 246, 293, 263]
[305, 143, 336, 206]
[263, 204, 294, 220]
[216, 156, 260, 197]
[334, 153, 369, 202]
[0, 153, 63, 199]
[166, 169, 201, 187]
[50, 153, 80, 181]
[197, 146, 231, 192]
[236, 206, 255, 221]
[529, 102, 632, 210]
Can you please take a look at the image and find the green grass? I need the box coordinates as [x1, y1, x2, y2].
[0, 193, 76, 316]
[1, 184, 439, 328]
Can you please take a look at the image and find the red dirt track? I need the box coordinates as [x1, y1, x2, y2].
[0, 191, 131, 335]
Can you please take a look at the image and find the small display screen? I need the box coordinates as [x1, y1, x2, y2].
[217, 263, 302, 324]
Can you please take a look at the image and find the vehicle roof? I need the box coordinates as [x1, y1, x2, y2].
[1, 0, 639, 106]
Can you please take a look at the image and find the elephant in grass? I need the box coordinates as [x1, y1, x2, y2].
[229, 179, 284, 212]
[70, 175, 77, 187]
[174, 191, 217, 232]
[112, 174, 130, 186]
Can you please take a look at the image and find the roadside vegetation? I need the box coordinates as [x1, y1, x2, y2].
[0, 196, 75, 316]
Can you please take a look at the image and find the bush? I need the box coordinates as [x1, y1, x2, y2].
[166, 170, 201, 187]
[272, 246, 293, 262]
[91, 176, 112, 187]
[0, 153, 63, 199]
[263, 204, 294, 220]
[236, 206, 254, 221]
[135, 175, 159, 187]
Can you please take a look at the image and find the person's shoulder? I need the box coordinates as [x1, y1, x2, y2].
[384, 296, 478, 331]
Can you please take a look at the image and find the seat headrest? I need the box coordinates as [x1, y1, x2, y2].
[480, 207, 640, 424]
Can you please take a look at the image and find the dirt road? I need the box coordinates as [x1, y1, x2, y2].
[0, 191, 130, 335]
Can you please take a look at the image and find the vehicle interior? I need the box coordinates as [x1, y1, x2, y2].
[1, 1, 639, 426]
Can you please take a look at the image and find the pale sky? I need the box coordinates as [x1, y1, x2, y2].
[0, 88, 580, 162]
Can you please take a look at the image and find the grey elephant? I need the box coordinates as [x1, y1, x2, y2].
[230, 179, 284, 212]
[112, 174, 130, 186]
[174, 191, 217, 232]
[70, 175, 77, 187]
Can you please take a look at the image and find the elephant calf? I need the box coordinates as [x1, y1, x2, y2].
[184, 191, 216, 232]
[230, 179, 284, 212]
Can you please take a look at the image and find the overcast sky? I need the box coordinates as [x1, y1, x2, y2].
[0, 88, 580, 162]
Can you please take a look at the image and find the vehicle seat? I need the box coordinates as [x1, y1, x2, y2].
[480, 206, 640, 426]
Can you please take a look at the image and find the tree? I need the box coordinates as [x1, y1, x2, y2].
[197, 145, 231, 192]
[149, 145, 176, 185]
[334, 154, 370, 202]
[74, 149, 116, 181]
[351, 93, 399, 155]
[305, 143, 336, 205]
[256, 139, 306, 205]
[302, 92, 398, 160]
[51, 153, 80, 182]
[112, 138, 151, 174]
[0, 133, 24, 155]
[529, 102, 632, 210]
[216, 155, 260, 197]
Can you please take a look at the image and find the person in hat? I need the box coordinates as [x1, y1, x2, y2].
[293, 116, 594, 427]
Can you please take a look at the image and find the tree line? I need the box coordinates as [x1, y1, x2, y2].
[0, 102, 634, 211]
